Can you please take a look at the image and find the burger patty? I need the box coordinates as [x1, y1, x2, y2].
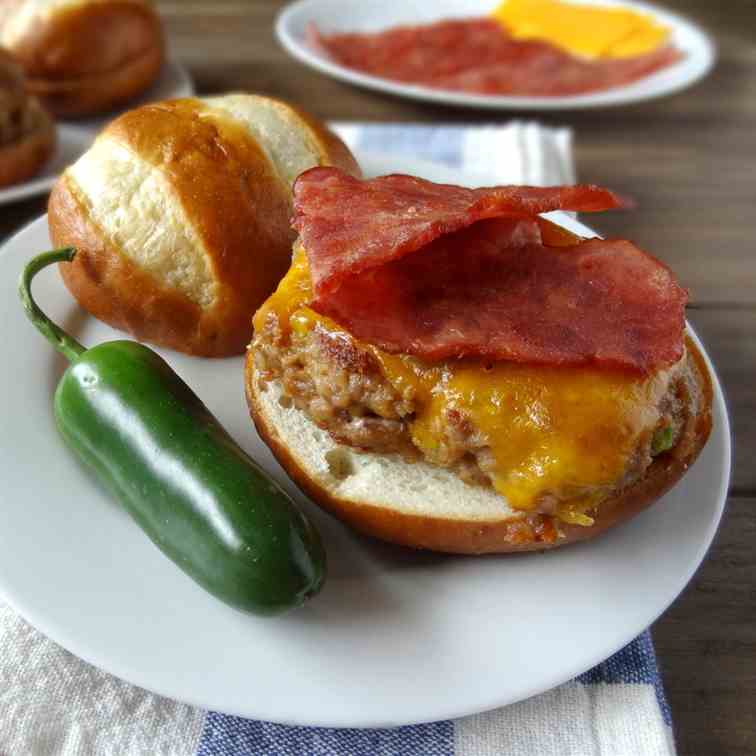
[0, 100, 35, 146]
[252, 311, 692, 515]
[0, 51, 30, 146]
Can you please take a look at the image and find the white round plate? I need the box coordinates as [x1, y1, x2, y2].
[276, 0, 716, 109]
[0, 153, 730, 728]
[0, 60, 194, 206]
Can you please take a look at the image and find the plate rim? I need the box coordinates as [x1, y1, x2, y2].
[0, 158, 732, 727]
[275, 0, 717, 110]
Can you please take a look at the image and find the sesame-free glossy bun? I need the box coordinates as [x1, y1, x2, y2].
[48, 95, 360, 356]
[0, 0, 164, 117]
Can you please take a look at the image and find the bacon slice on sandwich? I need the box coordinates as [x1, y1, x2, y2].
[292, 168, 687, 374]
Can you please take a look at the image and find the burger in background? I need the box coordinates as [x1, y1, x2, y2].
[0, 0, 164, 118]
[0, 47, 54, 188]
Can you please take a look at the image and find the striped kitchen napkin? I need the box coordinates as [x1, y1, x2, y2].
[0, 123, 675, 756]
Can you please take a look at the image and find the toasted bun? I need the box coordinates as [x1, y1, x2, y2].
[0, 97, 55, 188]
[48, 95, 360, 356]
[245, 337, 713, 554]
[0, 0, 164, 117]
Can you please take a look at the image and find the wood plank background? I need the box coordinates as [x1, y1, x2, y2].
[2, 1, 753, 753]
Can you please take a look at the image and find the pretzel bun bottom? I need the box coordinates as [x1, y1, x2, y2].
[245, 338, 713, 554]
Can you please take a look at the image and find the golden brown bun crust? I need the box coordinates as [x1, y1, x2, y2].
[50, 176, 207, 354]
[0, 100, 55, 188]
[5, 1, 164, 117]
[49, 98, 292, 356]
[245, 337, 713, 554]
[49, 98, 360, 356]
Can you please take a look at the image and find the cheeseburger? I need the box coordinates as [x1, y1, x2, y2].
[246, 168, 712, 554]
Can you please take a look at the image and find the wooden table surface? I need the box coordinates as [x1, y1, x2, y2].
[3, 1, 754, 753]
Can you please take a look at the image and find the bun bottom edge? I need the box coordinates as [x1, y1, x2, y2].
[245, 338, 713, 555]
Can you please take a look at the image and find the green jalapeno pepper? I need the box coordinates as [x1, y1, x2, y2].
[19, 248, 326, 616]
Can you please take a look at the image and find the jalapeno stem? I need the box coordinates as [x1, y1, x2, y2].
[19, 248, 86, 363]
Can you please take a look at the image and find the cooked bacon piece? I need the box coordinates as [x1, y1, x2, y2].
[293, 168, 626, 298]
[310, 19, 681, 96]
[293, 168, 687, 374]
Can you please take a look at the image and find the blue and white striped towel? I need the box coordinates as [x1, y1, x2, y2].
[0, 123, 675, 756]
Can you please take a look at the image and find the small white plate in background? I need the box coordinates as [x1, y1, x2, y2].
[277, 0, 715, 109]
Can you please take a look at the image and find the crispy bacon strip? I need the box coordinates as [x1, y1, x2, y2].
[293, 168, 687, 374]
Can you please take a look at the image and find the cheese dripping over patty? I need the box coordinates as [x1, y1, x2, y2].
[254, 232, 677, 526]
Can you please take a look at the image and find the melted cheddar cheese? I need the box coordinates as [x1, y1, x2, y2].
[491, 0, 669, 59]
[254, 244, 673, 526]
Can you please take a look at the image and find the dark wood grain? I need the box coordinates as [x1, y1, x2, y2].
[655, 496, 756, 756]
[1, 1, 753, 753]
[688, 307, 756, 494]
